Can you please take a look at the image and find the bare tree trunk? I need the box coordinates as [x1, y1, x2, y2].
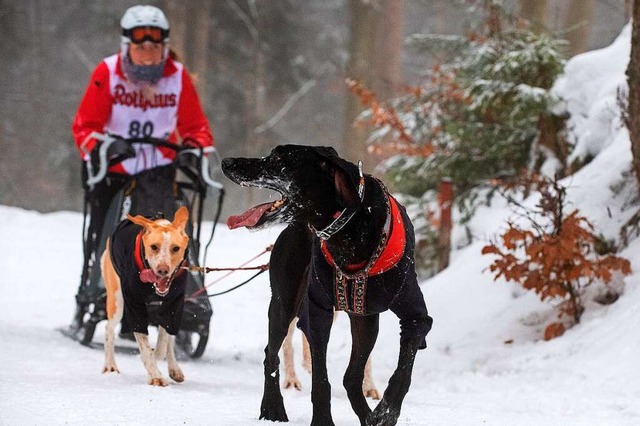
[486, 0, 502, 37]
[626, 0, 640, 186]
[163, 0, 212, 98]
[519, 0, 547, 33]
[375, 0, 404, 101]
[164, 1, 187, 59]
[437, 179, 453, 271]
[248, 3, 267, 157]
[344, 0, 380, 167]
[563, 0, 595, 57]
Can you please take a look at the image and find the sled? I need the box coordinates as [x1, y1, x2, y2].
[64, 134, 224, 359]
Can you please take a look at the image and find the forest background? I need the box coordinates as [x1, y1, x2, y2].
[0, 0, 631, 216]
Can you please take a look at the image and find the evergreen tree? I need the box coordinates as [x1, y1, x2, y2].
[352, 2, 566, 271]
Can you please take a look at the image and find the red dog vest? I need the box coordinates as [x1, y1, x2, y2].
[320, 194, 406, 314]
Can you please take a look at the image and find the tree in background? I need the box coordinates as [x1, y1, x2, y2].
[343, 0, 381, 167]
[621, 0, 640, 245]
[627, 0, 640, 187]
[374, 0, 404, 101]
[164, 0, 213, 100]
[349, 1, 566, 272]
[519, 0, 547, 34]
[562, 0, 595, 57]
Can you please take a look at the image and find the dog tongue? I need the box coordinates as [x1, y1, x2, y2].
[139, 268, 158, 283]
[227, 202, 273, 229]
[140, 269, 170, 295]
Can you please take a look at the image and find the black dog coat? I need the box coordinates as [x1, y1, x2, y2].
[108, 220, 187, 335]
[298, 197, 432, 349]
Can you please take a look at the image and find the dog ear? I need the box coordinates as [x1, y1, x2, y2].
[313, 146, 339, 158]
[172, 206, 189, 233]
[333, 165, 361, 209]
[127, 214, 155, 230]
[313, 146, 362, 209]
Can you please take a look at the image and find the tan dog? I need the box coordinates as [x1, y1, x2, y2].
[101, 206, 190, 386]
[282, 316, 381, 400]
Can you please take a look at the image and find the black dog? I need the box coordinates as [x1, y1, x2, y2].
[222, 145, 432, 426]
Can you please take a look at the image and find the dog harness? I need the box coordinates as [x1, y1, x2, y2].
[320, 193, 406, 315]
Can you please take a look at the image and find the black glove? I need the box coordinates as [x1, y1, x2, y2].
[182, 138, 202, 150]
[106, 138, 135, 165]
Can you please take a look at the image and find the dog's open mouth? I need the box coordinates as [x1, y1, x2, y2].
[227, 197, 288, 229]
[139, 269, 171, 296]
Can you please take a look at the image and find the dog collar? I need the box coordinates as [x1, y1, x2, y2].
[312, 160, 365, 241]
[134, 231, 150, 271]
[321, 193, 406, 276]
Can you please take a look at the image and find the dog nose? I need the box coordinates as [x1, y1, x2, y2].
[156, 265, 170, 276]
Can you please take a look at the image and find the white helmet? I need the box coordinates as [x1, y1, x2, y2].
[120, 5, 169, 43]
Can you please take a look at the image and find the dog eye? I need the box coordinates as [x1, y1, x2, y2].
[150, 244, 159, 252]
[171, 246, 180, 253]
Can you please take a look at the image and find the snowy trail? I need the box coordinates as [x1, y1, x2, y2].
[1, 206, 639, 426]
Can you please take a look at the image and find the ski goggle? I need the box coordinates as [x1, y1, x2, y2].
[123, 26, 168, 44]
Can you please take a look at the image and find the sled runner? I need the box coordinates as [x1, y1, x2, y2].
[64, 134, 224, 358]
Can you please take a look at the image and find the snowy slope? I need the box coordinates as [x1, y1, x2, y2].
[1, 28, 640, 426]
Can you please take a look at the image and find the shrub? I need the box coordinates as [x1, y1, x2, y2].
[482, 177, 631, 330]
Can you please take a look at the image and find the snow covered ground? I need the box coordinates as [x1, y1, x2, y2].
[1, 27, 640, 426]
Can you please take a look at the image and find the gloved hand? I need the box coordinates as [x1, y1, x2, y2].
[106, 138, 136, 165]
[182, 138, 202, 150]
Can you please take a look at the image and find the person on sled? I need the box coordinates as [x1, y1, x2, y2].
[70, 5, 214, 341]
[71, 4, 214, 279]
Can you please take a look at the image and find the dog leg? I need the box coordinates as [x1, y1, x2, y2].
[102, 314, 122, 373]
[155, 326, 168, 361]
[366, 338, 421, 426]
[301, 328, 312, 374]
[261, 225, 311, 422]
[165, 329, 184, 383]
[102, 244, 122, 374]
[134, 332, 167, 387]
[363, 357, 381, 400]
[306, 305, 335, 426]
[261, 299, 295, 422]
[344, 314, 379, 424]
[282, 320, 303, 390]
[300, 316, 379, 403]
[155, 326, 184, 382]
[367, 274, 432, 426]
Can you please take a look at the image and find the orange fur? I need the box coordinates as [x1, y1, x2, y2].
[102, 240, 119, 320]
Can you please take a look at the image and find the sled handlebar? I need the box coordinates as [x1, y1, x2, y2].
[82, 132, 223, 190]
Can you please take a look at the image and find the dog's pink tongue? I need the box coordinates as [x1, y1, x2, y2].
[227, 202, 273, 229]
[139, 268, 159, 283]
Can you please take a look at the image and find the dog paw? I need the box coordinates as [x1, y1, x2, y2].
[310, 415, 335, 426]
[364, 387, 381, 400]
[148, 377, 168, 387]
[366, 400, 400, 426]
[102, 364, 119, 374]
[283, 377, 302, 391]
[169, 367, 184, 383]
[260, 400, 288, 422]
